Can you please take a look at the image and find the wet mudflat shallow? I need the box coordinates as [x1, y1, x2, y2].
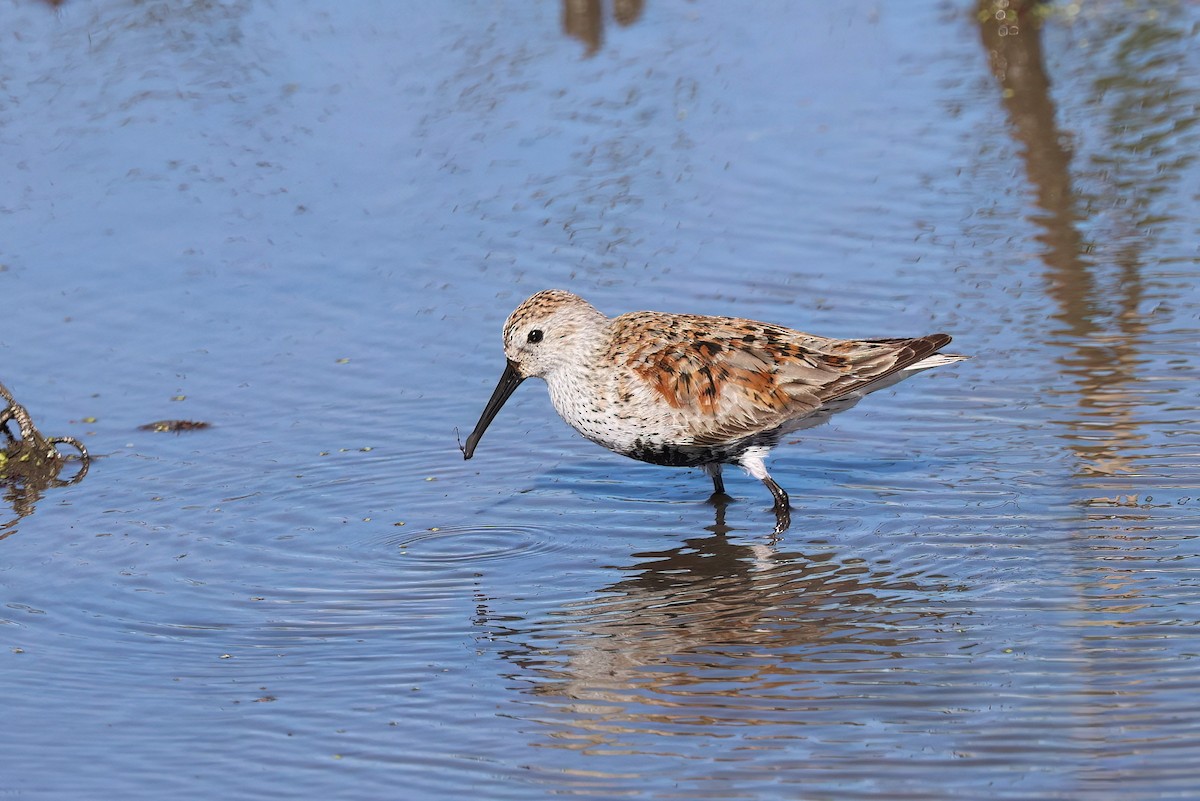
[2, 1, 1199, 798]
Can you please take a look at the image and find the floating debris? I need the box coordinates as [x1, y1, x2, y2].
[138, 420, 212, 433]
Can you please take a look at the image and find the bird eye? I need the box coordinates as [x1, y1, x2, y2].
[527, 329, 544, 344]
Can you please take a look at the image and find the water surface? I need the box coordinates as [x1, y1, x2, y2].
[2, 1, 1199, 798]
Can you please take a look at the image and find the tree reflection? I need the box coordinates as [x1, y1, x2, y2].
[563, 0, 646, 56]
[978, 1, 1197, 491]
[979, 4, 1200, 762]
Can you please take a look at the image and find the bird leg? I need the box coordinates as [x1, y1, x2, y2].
[736, 449, 792, 534]
[703, 463, 731, 503]
[761, 476, 791, 535]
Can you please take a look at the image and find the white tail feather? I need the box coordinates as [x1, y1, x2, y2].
[905, 352, 968, 371]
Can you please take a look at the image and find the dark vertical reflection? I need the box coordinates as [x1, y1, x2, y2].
[563, 0, 603, 56]
[980, 3, 1200, 782]
[563, 0, 646, 56]
[978, 1, 1145, 485]
[612, 0, 645, 27]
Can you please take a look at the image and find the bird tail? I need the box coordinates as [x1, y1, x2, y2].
[904, 352, 969, 371]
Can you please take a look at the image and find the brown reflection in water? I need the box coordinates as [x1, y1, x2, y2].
[476, 507, 959, 745]
[979, 2, 1152, 489]
[980, 7, 1200, 768]
[563, 0, 645, 56]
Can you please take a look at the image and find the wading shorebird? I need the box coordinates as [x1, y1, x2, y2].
[462, 290, 966, 533]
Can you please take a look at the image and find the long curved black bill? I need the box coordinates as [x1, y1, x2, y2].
[462, 360, 525, 460]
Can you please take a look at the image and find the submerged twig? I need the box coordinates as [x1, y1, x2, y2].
[0, 379, 90, 487]
[1, 380, 91, 539]
[138, 420, 211, 433]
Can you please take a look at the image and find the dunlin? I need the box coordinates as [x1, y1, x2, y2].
[463, 290, 965, 533]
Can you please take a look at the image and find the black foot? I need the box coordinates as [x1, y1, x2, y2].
[771, 503, 791, 536]
[706, 490, 735, 505]
[762, 476, 792, 535]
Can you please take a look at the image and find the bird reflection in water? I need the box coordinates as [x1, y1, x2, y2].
[474, 503, 964, 749]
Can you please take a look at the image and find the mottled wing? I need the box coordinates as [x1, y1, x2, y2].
[611, 312, 952, 446]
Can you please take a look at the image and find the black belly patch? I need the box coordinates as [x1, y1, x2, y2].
[617, 427, 788, 468]
[621, 439, 729, 468]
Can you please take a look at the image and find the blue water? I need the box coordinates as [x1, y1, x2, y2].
[2, 1, 1199, 798]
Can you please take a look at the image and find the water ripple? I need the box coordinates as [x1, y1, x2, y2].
[353, 523, 568, 566]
